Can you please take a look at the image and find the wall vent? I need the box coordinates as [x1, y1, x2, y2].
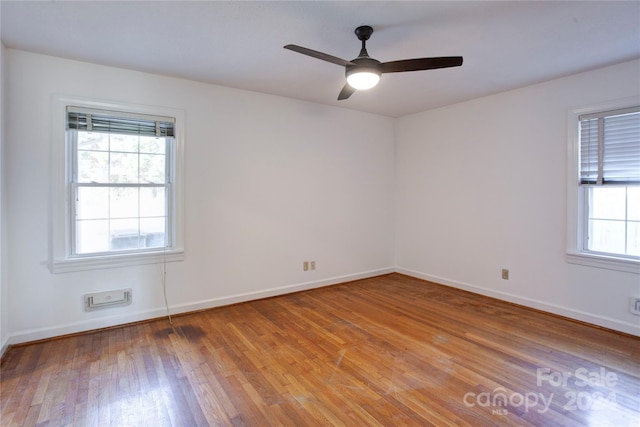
[84, 288, 132, 311]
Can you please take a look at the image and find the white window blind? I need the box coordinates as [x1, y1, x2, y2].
[67, 106, 175, 138]
[579, 106, 640, 185]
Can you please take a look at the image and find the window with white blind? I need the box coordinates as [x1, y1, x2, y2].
[68, 106, 175, 255]
[567, 100, 640, 273]
[50, 97, 184, 273]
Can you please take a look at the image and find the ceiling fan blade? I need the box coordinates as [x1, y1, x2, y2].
[284, 44, 353, 67]
[337, 83, 356, 100]
[380, 56, 463, 73]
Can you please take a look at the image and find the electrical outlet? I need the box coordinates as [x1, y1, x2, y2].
[501, 269, 509, 280]
[303, 261, 309, 271]
[310, 261, 316, 270]
[630, 297, 640, 316]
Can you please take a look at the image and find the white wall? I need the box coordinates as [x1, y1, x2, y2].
[3, 49, 639, 346]
[395, 59, 640, 335]
[4, 49, 395, 344]
[0, 42, 6, 354]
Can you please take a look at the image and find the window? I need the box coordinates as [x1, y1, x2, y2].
[68, 107, 174, 255]
[567, 100, 640, 273]
[51, 97, 184, 272]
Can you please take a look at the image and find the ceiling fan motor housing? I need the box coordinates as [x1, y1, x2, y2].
[346, 57, 382, 78]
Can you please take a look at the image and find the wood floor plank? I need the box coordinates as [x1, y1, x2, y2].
[1, 273, 639, 426]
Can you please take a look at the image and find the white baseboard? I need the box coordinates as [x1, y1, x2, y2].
[0, 337, 8, 359]
[5, 267, 395, 346]
[396, 267, 640, 337]
[6, 265, 636, 348]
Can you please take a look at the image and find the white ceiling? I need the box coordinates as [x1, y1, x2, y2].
[2, 1, 639, 117]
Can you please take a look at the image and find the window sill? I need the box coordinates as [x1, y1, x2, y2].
[566, 252, 640, 274]
[50, 249, 184, 274]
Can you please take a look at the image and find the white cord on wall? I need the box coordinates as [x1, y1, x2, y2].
[163, 244, 173, 324]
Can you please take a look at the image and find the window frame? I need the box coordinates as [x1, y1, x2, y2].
[50, 96, 184, 273]
[566, 97, 640, 274]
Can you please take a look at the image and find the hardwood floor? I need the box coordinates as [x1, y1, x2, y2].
[1, 273, 639, 426]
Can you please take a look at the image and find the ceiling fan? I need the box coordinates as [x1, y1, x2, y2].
[284, 25, 463, 100]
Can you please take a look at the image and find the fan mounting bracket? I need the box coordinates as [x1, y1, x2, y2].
[354, 25, 374, 41]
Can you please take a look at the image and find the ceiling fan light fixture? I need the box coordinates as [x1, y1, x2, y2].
[285, 24, 462, 100]
[346, 68, 381, 90]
